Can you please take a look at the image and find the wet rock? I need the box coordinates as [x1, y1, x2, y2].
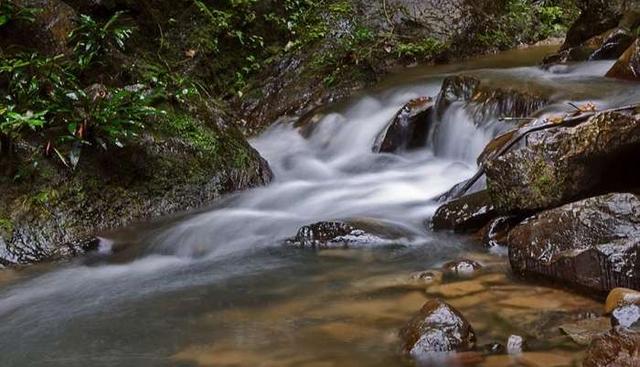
[373, 97, 434, 153]
[481, 343, 505, 355]
[431, 190, 496, 233]
[286, 218, 412, 249]
[606, 39, 640, 80]
[400, 299, 476, 362]
[0, 0, 76, 55]
[410, 270, 443, 286]
[561, 0, 623, 52]
[481, 216, 518, 253]
[442, 259, 482, 277]
[507, 335, 524, 354]
[486, 112, 640, 213]
[605, 288, 640, 314]
[508, 193, 640, 294]
[583, 328, 640, 367]
[612, 304, 640, 329]
[434, 75, 549, 126]
[1, 123, 273, 266]
[560, 317, 612, 346]
[542, 46, 596, 64]
[477, 129, 517, 166]
[589, 28, 636, 60]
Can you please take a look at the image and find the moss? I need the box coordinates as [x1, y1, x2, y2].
[157, 109, 221, 154]
[0, 218, 14, 237]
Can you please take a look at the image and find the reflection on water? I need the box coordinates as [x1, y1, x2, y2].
[0, 47, 630, 366]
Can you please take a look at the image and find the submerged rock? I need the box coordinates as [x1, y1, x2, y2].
[400, 299, 476, 362]
[606, 39, 640, 80]
[431, 190, 496, 233]
[508, 193, 640, 294]
[583, 328, 640, 367]
[286, 218, 412, 249]
[373, 97, 434, 153]
[442, 259, 482, 277]
[486, 111, 640, 213]
[560, 317, 612, 346]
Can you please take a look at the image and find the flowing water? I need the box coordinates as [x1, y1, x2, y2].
[0, 46, 638, 366]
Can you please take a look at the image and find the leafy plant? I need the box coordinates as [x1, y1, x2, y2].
[69, 11, 134, 69]
[0, 1, 41, 28]
[0, 11, 160, 169]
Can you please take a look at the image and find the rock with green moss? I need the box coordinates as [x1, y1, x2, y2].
[0, 111, 272, 266]
[485, 111, 640, 213]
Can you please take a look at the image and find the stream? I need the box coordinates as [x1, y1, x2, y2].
[0, 46, 638, 366]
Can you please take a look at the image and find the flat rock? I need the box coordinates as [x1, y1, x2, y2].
[559, 317, 612, 346]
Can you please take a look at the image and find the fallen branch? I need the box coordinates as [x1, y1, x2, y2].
[449, 103, 640, 200]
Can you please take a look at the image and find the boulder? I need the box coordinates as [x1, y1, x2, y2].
[543, 46, 598, 64]
[431, 190, 496, 233]
[589, 28, 636, 60]
[485, 111, 640, 213]
[434, 75, 549, 125]
[606, 39, 640, 80]
[561, 0, 623, 52]
[611, 304, 640, 328]
[373, 96, 434, 153]
[286, 218, 413, 249]
[606, 288, 640, 314]
[400, 299, 476, 362]
[583, 328, 640, 367]
[508, 193, 640, 294]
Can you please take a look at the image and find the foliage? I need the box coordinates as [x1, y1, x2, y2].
[395, 38, 445, 59]
[0, 10, 160, 170]
[69, 12, 134, 69]
[474, 0, 578, 50]
[0, 1, 40, 28]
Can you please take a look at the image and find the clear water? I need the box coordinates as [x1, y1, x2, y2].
[0, 47, 634, 366]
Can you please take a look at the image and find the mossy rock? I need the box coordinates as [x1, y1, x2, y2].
[0, 109, 272, 266]
[485, 111, 640, 213]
